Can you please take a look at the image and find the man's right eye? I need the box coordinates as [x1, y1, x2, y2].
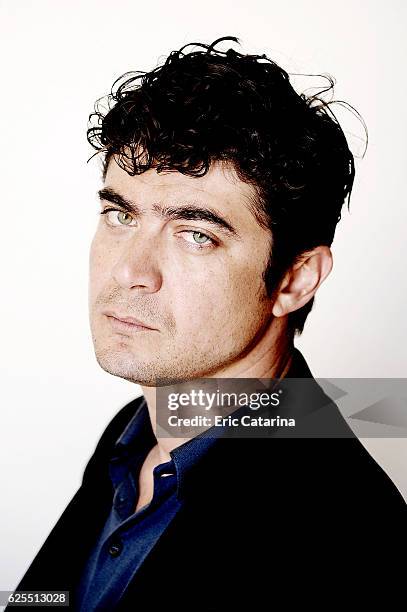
[100, 208, 137, 227]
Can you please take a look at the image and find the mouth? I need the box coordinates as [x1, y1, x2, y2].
[103, 310, 157, 332]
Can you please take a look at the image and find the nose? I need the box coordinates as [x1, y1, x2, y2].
[111, 233, 163, 294]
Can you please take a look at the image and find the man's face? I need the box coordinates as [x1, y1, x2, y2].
[88, 157, 276, 385]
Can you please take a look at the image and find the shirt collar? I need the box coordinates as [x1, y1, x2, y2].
[111, 396, 220, 500]
[113, 396, 156, 457]
[170, 431, 219, 500]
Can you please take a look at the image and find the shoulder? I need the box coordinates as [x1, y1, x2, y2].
[292, 435, 407, 519]
[287, 348, 406, 510]
[337, 436, 406, 507]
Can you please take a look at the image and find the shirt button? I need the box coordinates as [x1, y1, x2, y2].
[108, 539, 123, 557]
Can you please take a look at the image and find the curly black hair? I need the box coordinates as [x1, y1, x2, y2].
[87, 35, 366, 336]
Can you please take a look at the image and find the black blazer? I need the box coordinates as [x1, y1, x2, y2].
[9, 349, 406, 610]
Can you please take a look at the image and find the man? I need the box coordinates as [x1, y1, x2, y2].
[10, 36, 405, 610]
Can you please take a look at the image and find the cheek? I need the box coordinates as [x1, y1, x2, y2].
[171, 256, 269, 333]
[221, 264, 270, 324]
[167, 268, 217, 322]
[88, 234, 111, 301]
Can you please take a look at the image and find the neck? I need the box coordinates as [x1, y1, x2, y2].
[141, 318, 294, 461]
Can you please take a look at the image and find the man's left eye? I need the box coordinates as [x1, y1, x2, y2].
[181, 231, 216, 247]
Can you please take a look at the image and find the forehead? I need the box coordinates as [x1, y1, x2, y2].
[104, 157, 263, 229]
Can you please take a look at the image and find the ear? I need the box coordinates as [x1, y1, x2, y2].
[272, 246, 333, 318]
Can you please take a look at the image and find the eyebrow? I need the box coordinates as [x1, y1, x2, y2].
[98, 187, 241, 239]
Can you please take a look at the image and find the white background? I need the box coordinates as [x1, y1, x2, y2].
[0, 0, 406, 591]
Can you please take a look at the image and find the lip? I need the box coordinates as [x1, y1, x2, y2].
[103, 310, 156, 330]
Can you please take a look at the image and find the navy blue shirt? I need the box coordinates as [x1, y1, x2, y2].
[74, 397, 218, 610]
